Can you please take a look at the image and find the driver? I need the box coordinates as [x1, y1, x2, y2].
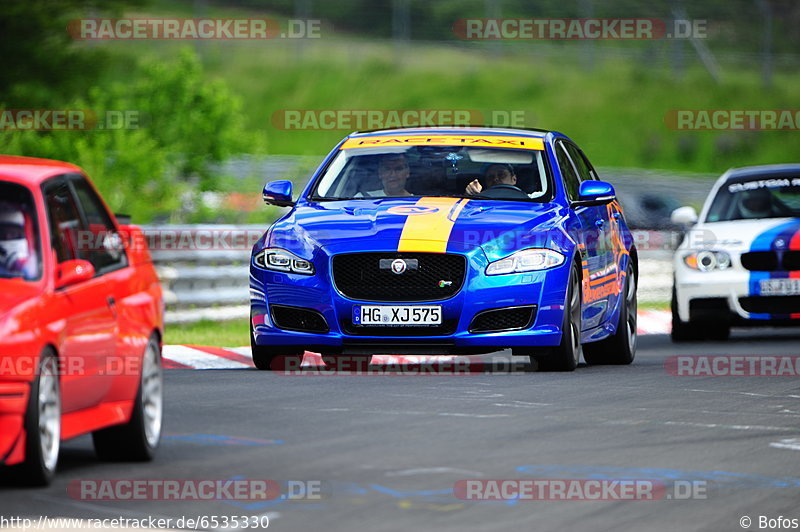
[0, 203, 31, 276]
[465, 163, 518, 195]
[738, 188, 773, 219]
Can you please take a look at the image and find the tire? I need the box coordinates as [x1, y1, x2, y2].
[584, 263, 637, 365]
[322, 355, 372, 371]
[250, 331, 304, 371]
[670, 285, 703, 342]
[534, 263, 582, 372]
[705, 321, 731, 341]
[12, 349, 61, 486]
[93, 336, 162, 461]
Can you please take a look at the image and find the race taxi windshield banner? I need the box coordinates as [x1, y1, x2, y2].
[339, 135, 545, 151]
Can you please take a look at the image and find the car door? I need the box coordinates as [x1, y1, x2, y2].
[566, 142, 628, 322]
[556, 140, 610, 330]
[43, 177, 117, 412]
[67, 175, 135, 402]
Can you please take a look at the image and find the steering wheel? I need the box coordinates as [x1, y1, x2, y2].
[478, 184, 528, 199]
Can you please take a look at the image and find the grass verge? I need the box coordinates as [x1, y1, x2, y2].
[164, 319, 250, 347]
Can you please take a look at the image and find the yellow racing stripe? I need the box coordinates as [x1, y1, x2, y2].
[397, 197, 468, 253]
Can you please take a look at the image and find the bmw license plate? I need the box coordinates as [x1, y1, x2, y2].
[353, 305, 442, 326]
[760, 278, 800, 296]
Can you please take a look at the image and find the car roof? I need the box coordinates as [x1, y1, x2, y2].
[723, 163, 800, 181]
[348, 126, 551, 138]
[0, 155, 83, 185]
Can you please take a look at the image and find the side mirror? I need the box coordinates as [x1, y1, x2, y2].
[55, 259, 95, 289]
[574, 180, 616, 207]
[671, 206, 698, 226]
[263, 180, 294, 207]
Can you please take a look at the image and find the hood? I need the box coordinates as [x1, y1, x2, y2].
[691, 218, 800, 252]
[266, 197, 567, 257]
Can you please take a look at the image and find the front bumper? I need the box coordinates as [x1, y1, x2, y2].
[0, 381, 30, 466]
[674, 262, 800, 323]
[250, 253, 570, 356]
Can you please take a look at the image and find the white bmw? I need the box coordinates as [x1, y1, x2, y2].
[671, 164, 800, 341]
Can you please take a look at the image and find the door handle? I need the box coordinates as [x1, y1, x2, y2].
[107, 296, 116, 307]
[595, 219, 605, 228]
[612, 212, 621, 220]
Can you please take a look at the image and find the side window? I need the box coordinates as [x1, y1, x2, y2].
[556, 142, 581, 201]
[565, 143, 598, 181]
[44, 181, 84, 264]
[71, 178, 127, 273]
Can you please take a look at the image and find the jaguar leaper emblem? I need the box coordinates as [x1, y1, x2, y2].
[391, 259, 408, 275]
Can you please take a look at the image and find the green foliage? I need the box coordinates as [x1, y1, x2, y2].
[228, 0, 800, 53]
[189, 38, 800, 173]
[164, 318, 249, 347]
[1, 49, 260, 222]
[0, 0, 147, 97]
[3, 0, 800, 226]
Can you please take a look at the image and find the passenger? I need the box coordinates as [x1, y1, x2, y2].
[358, 153, 413, 197]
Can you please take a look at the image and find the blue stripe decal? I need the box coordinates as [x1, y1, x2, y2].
[747, 221, 800, 320]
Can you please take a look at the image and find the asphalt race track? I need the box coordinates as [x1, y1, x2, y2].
[2, 330, 800, 532]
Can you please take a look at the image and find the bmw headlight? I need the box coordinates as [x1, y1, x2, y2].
[486, 248, 566, 275]
[254, 248, 315, 275]
[683, 250, 731, 272]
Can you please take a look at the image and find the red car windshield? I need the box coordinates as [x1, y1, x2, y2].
[0, 181, 41, 280]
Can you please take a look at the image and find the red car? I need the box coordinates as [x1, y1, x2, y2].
[0, 156, 164, 485]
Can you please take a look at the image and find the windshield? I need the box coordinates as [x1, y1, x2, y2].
[705, 175, 800, 222]
[311, 135, 551, 202]
[0, 181, 41, 281]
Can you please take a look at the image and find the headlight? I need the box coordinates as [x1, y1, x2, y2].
[683, 250, 732, 272]
[254, 248, 315, 275]
[486, 248, 565, 275]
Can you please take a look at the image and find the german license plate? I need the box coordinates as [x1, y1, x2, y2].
[353, 305, 442, 326]
[760, 278, 800, 296]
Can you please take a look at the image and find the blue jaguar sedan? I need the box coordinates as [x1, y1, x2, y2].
[250, 127, 637, 371]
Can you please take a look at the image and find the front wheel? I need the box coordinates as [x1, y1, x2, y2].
[250, 332, 304, 371]
[13, 349, 61, 486]
[670, 285, 703, 342]
[584, 263, 637, 365]
[93, 336, 162, 461]
[534, 264, 582, 372]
